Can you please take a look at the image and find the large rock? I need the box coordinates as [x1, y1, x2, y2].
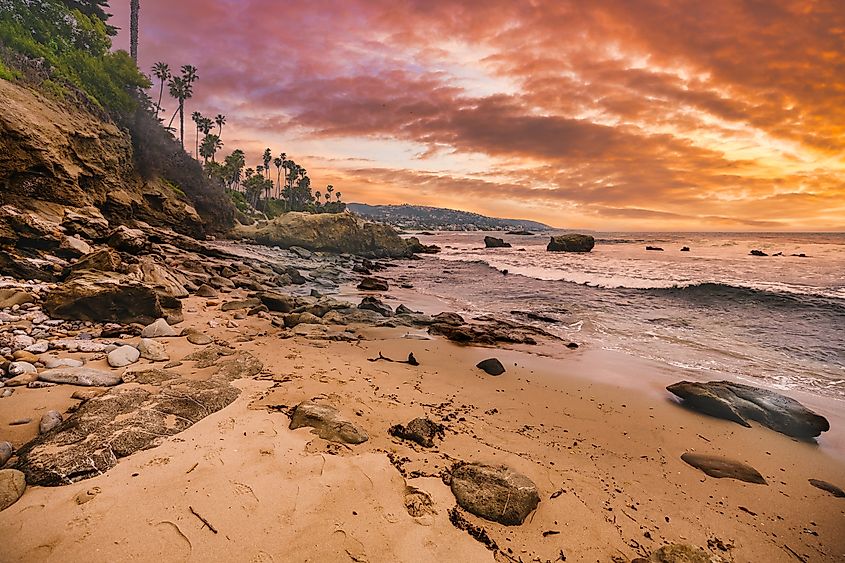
[0, 289, 35, 308]
[64, 248, 122, 276]
[44, 271, 174, 325]
[0, 205, 63, 250]
[141, 318, 178, 338]
[546, 234, 595, 252]
[238, 212, 414, 258]
[289, 400, 369, 444]
[0, 469, 26, 511]
[680, 453, 767, 484]
[476, 358, 506, 376]
[62, 206, 111, 240]
[39, 410, 64, 434]
[357, 277, 389, 291]
[484, 236, 511, 248]
[449, 462, 540, 525]
[138, 338, 169, 361]
[107, 345, 140, 368]
[667, 380, 829, 438]
[259, 291, 302, 313]
[38, 367, 123, 387]
[358, 296, 393, 317]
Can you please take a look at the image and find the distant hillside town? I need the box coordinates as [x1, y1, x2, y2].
[347, 203, 552, 231]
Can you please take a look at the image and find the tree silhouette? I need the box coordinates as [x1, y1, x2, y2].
[130, 0, 139, 63]
[151, 62, 170, 120]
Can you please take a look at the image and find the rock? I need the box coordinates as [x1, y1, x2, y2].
[61, 207, 111, 240]
[258, 291, 301, 313]
[405, 237, 440, 254]
[38, 367, 123, 387]
[680, 453, 766, 484]
[289, 246, 313, 259]
[195, 284, 218, 298]
[107, 345, 140, 368]
[389, 417, 444, 447]
[358, 296, 393, 317]
[357, 277, 389, 291]
[808, 478, 845, 498]
[8, 361, 37, 376]
[24, 340, 49, 354]
[141, 318, 178, 338]
[449, 462, 540, 525]
[404, 485, 436, 517]
[681, 246, 691, 252]
[750, 249, 768, 256]
[221, 298, 261, 312]
[289, 400, 369, 444]
[284, 312, 324, 328]
[71, 389, 107, 401]
[476, 358, 506, 376]
[106, 225, 149, 253]
[186, 332, 213, 345]
[0, 442, 12, 466]
[9, 418, 31, 425]
[322, 308, 385, 325]
[0, 469, 26, 511]
[12, 351, 40, 364]
[639, 544, 727, 563]
[4, 372, 39, 386]
[138, 338, 169, 361]
[58, 235, 92, 258]
[64, 248, 122, 276]
[11, 334, 35, 349]
[0, 289, 34, 308]
[547, 234, 595, 252]
[0, 205, 63, 250]
[183, 344, 236, 368]
[130, 256, 190, 298]
[45, 271, 172, 325]
[39, 410, 63, 434]
[645, 245, 664, 251]
[667, 380, 829, 438]
[43, 358, 84, 369]
[433, 312, 465, 325]
[484, 236, 511, 248]
[238, 212, 414, 258]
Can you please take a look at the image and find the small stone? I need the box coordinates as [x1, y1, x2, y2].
[74, 487, 101, 505]
[9, 418, 32, 426]
[187, 333, 213, 345]
[107, 345, 140, 368]
[389, 418, 444, 448]
[77, 341, 109, 353]
[0, 442, 12, 466]
[138, 339, 169, 362]
[140, 318, 177, 338]
[476, 358, 506, 376]
[808, 479, 845, 498]
[39, 410, 63, 434]
[0, 469, 26, 511]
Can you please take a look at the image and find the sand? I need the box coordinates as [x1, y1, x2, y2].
[1, 291, 844, 562]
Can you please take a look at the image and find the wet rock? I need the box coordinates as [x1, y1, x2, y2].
[0, 289, 34, 308]
[405, 237, 440, 254]
[43, 358, 84, 369]
[141, 318, 178, 338]
[808, 478, 845, 498]
[0, 469, 26, 511]
[389, 417, 445, 448]
[357, 277, 389, 291]
[484, 236, 511, 249]
[195, 284, 218, 298]
[358, 296, 393, 317]
[45, 271, 171, 325]
[186, 332, 213, 345]
[749, 249, 767, 256]
[221, 298, 261, 312]
[0, 442, 12, 466]
[547, 234, 594, 252]
[38, 367, 123, 387]
[681, 246, 691, 252]
[680, 453, 766, 484]
[476, 358, 506, 376]
[449, 462, 540, 525]
[138, 338, 169, 362]
[667, 380, 829, 438]
[107, 345, 140, 368]
[289, 400, 369, 444]
[645, 246, 664, 251]
[39, 410, 63, 434]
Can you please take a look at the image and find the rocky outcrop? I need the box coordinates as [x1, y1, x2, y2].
[449, 462, 540, 525]
[667, 380, 829, 438]
[237, 212, 414, 258]
[546, 234, 595, 252]
[484, 236, 511, 249]
[404, 237, 440, 254]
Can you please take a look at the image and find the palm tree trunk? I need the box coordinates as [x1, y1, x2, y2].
[155, 82, 164, 120]
[130, 0, 139, 63]
[195, 125, 199, 160]
[179, 103, 184, 148]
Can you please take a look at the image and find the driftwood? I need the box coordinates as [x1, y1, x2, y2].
[189, 506, 218, 534]
[367, 352, 419, 366]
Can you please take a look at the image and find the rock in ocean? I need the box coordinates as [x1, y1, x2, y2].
[547, 234, 595, 252]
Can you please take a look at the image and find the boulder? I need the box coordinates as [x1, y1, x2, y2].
[289, 400, 369, 444]
[0, 205, 63, 250]
[45, 271, 172, 325]
[8, 362, 37, 376]
[106, 225, 150, 253]
[359, 296, 393, 317]
[667, 380, 829, 438]
[259, 291, 301, 313]
[57, 235, 92, 258]
[0, 289, 34, 308]
[680, 453, 766, 484]
[750, 249, 768, 256]
[195, 284, 218, 298]
[389, 417, 444, 447]
[221, 298, 261, 312]
[39, 410, 63, 434]
[129, 256, 189, 298]
[140, 318, 178, 338]
[546, 234, 595, 252]
[405, 237, 440, 254]
[476, 358, 506, 376]
[449, 462, 540, 525]
[0, 469, 26, 511]
[138, 338, 169, 361]
[357, 277, 389, 291]
[38, 367, 123, 387]
[107, 345, 140, 368]
[484, 236, 511, 249]
[239, 212, 413, 258]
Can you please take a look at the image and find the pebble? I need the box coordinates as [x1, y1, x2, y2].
[141, 318, 177, 338]
[11, 334, 34, 349]
[1, 389, 13, 398]
[107, 345, 140, 368]
[39, 410, 63, 434]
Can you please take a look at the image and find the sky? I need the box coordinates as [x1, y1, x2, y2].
[109, 0, 845, 231]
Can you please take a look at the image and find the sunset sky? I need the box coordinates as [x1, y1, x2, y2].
[110, 1, 845, 231]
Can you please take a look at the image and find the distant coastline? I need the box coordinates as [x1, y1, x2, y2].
[347, 203, 552, 231]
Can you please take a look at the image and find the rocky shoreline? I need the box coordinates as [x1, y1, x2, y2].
[1, 209, 844, 562]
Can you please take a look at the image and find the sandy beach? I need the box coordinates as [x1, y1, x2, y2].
[2, 287, 844, 563]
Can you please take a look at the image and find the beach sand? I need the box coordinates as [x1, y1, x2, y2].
[1, 291, 844, 562]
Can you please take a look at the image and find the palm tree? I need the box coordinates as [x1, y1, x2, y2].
[166, 76, 192, 147]
[273, 156, 283, 199]
[335, 191, 341, 201]
[191, 111, 202, 159]
[262, 148, 272, 178]
[130, 0, 139, 63]
[315, 190, 322, 206]
[199, 134, 223, 163]
[215, 114, 226, 138]
[181, 65, 199, 85]
[151, 62, 170, 120]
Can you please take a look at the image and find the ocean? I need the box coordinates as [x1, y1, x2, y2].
[399, 231, 845, 400]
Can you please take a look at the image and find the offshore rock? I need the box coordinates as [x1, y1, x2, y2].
[484, 236, 511, 248]
[547, 234, 595, 252]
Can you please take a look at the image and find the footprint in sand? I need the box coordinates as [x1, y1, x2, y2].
[73, 486, 101, 505]
[331, 529, 368, 562]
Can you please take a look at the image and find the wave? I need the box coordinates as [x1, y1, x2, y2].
[644, 282, 845, 314]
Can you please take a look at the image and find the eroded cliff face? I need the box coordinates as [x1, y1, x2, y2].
[0, 79, 204, 236]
